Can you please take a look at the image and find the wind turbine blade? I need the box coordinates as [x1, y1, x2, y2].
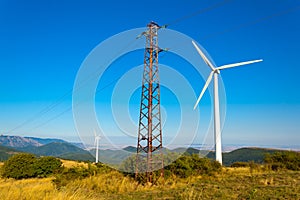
[192, 41, 216, 71]
[217, 59, 263, 70]
[194, 71, 214, 110]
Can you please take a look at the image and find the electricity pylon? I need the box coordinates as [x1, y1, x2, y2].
[135, 21, 164, 183]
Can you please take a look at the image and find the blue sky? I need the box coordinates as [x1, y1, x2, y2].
[0, 0, 299, 148]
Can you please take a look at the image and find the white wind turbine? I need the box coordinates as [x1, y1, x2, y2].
[94, 130, 101, 163]
[192, 41, 263, 165]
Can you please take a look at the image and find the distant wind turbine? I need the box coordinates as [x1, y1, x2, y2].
[94, 130, 101, 163]
[192, 40, 263, 165]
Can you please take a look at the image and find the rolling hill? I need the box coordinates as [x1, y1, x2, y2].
[17, 142, 94, 161]
[0, 135, 291, 165]
[206, 147, 284, 166]
[0, 145, 22, 161]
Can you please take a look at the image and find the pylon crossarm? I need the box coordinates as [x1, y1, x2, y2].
[152, 145, 162, 152]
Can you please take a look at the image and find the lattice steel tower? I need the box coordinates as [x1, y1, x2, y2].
[135, 22, 164, 183]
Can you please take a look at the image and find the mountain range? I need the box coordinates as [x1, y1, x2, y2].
[0, 135, 93, 161]
[0, 135, 293, 166]
[0, 135, 66, 147]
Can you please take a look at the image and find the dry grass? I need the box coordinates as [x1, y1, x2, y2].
[0, 177, 103, 200]
[0, 178, 54, 200]
[0, 164, 299, 200]
[60, 159, 89, 168]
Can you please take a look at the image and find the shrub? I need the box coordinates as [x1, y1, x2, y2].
[230, 162, 249, 168]
[271, 162, 285, 171]
[1, 153, 63, 179]
[2, 153, 36, 179]
[264, 151, 300, 171]
[53, 166, 96, 189]
[119, 155, 136, 174]
[164, 154, 221, 178]
[33, 156, 62, 177]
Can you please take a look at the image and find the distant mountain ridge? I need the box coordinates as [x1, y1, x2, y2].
[0, 135, 93, 161]
[24, 136, 66, 145]
[0, 135, 86, 149]
[0, 135, 296, 165]
[0, 135, 42, 147]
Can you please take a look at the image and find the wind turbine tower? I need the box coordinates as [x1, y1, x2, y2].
[135, 22, 164, 183]
[94, 130, 101, 163]
[192, 41, 263, 165]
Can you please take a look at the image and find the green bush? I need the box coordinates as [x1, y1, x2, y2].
[2, 153, 36, 179]
[230, 162, 250, 168]
[53, 165, 100, 189]
[1, 153, 62, 179]
[33, 156, 62, 177]
[164, 154, 221, 178]
[119, 153, 221, 183]
[119, 155, 136, 174]
[264, 151, 300, 171]
[270, 162, 285, 171]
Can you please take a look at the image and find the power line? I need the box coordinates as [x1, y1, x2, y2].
[202, 5, 300, 40]
[5, 1, 230, 134]
[5, 38, 139, 134]
[6, 2, 299, 134]
[6, 92, 72, 134]
[27, 74, 123, 132]
[166, 0, 233, 27]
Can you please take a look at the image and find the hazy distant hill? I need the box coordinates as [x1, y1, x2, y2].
[0, 145, 21, 161]
[206, 147, 283, 166]
[58, 152, 95, 161]
[90, 148, 132, 164]
[24, 136, 66, 145]
[91, 146, 204, 166]
[172, 147, 202, 155]
[18, 142, 91, 157]
[0, 135, 290, 164]
[89, 146, 286, 166]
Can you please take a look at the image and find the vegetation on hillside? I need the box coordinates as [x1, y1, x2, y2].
[0, 145, 21, 161]
[207, 147, 282, 166]
[0, 150, 299, 199]
[164, 154, 221, 178]
[0, 163, 299, 199]
[264, 151, 300, 171]
[1, 153, 62, 179]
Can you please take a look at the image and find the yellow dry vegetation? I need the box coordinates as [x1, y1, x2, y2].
[0, 163, 299, 199]
[0, 177, 103, 200]
[0, 178, 54, 200]
[60, 159, 88, 168]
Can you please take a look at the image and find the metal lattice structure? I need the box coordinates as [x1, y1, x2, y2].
[135, 22, 164, 183]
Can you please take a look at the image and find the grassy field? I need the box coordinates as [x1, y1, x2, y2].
[0, 160, 299, 200]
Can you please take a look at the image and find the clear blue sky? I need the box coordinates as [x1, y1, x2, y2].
[0, 0, 299, 148]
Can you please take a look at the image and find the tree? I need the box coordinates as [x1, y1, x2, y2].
[1, 153, 63, 179]
[2, 153, 36, 179]
[264, 151, 300, 171]
[164, 154, 221, 178]
[33, 156, 62, 177]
